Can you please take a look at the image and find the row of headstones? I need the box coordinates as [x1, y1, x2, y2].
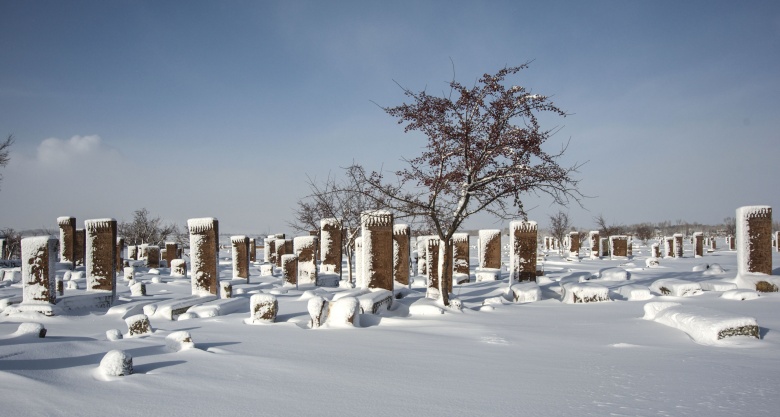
[543, 233, 633, 260]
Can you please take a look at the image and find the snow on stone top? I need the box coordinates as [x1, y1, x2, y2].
[57, 216, 74, 225]
[510, 220, 537, 232]
[393, 224, 410, 235]
[737, 205, 772, 219]
[293, 236, 318, 249]
[187, 217, 218, 233]
[320, 218, 342, 227]
[479, 229, 501, 239]
[84, 218, 116, 231]
[361, 210, 393, 227]
[230, 236, 248, 244]
[452, 232, 469, 242]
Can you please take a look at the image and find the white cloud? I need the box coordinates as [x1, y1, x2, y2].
[35, 135, 119, 166]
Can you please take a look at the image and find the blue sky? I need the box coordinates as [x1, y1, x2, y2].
[1, 0, 779, 234]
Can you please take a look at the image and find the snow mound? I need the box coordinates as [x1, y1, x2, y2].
[650, 279, 703, 297]
[508, 282, 541, 303]
[323, 297, 360, 328]
[560, 282, 610, 304]
[166, 331, 195, 351]
[614, 284, 653, 301]
[475, 268, 501, 282]
[692, 263, 709, 272]
[106, 329, 122, 341]
[15, 322, 46, 338]
[721, 289, 761, 301]
[645, 257, 660, 267]
[642, 302, 759, 345]
[700, 280, 737, 292]
[598, 267, 630, 281]
[99, 350, 133, 377]
[703, 263, 726, 275]
[357, 289, 393, 314]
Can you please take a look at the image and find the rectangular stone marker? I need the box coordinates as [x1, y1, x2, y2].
[249, 238, 256, 262]
[600, 237, 609, 257]
[673, 234, 684, 258]
[692, 232, 704, 258]
[0, 238, 5, 260]
[75, 228, 86, 266]
[57, 216, 76, 266]
[188, 218, 220, 296]
[610, 235, 628, 259]
[274, 238, 287, 267]
[775, 231, 780, 253]
[116, 237, 124, 271]
[20, 236, 58, 315]
[231, 235, 250, 279]
[320, 218, 342, 275]
[85, 218, 117, 300]
[589, 231, 600, 259]
[451, 232, 470, 281]
[361, 210, 394, 291]
[128, 245, 137, 261]
[281, 254, 298, 286]
[294, 235, 318, 284]
[393, 224, 411, 285]
[146, 245, 160, 268]
[651, 243, 661, 258]
[354, 236, 364, 287]
[736, 205, 772, 276]
[165, 242, 178, 267]
[426, 237, 441, 297]
[138, 243, 149, 260]
[416, 235, 430, 277]
[264, 237, 275, 265]
[568, 231, 580, 259]
[510, 221, 537, 282]
[664, 237, 674, 258]
[478, 229, 501, 269]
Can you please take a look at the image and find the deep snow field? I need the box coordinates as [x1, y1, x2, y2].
[1, 237, 779, 417]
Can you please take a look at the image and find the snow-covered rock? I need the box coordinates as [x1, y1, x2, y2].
[650, 279, 703, 297]
[509, 282, 541, 303]
[560, 282, 610, 304]
[99, 350, 133, 376]
[642, 302, 759, 344]
[166, 331, 195, 351]
[125, 314, 152, 337]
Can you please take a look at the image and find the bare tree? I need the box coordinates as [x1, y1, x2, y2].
[118, 208, 180, 246]
[288, 173, 387, 284]
[352, 64, 582, 305]
[548, 210, 571, 254]
[634, 223, 654, 244]
[594, 213, 625, 237]
[1, 228, 23, 260]
[723, 216, 736, 236]
[0, 134, 14, 191]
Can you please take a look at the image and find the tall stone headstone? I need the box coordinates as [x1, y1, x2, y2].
[354, 236, 364, 286]
[128, 245, 138, 261]
[692, 232, 704, 258]
[75, 228, 86, 266]
[416, 236, 430, 277]
[0, 238, 6, 260]
[294, 235, 318, 284]
[146, 245, 160, 268]
[85, 218, 118, 300]
[673, 234, 684, 258]
[589, 231, 600, 259]
[392, 224, 411, 285]
[478, 229, 501, 269]
[600, 237, 609, 257]
[651, 243, 661, 258]
[736, 206, 772, 276]
[231, 235, 250, 280]
[775, 231, 780, 253]
[451, 232, 470, 280]
[281, 254, 298, 286]
[263, 237, 274, 264]
[610, 235, 628, 259]
[249, 238, 257, 262]
[320, 218, 343, 275]
[116, 237, 124, 271]
[274, 238, 287, 268]
[664, 237, 674, 258]
[188, 218, 219, 296]
[57, 216, 76, 266]
[510, 221, 537, 282]
[20, 236, 58, 315]
[360, 210, 393, 291]
[165, 242, 178, 268]
[568, 231, 580, 259]
[426, 237, 441, 297]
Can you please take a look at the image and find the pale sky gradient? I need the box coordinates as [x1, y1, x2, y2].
[1, 0, 779, 235]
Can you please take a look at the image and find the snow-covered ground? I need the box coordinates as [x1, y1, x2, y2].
[1, 238, 779, 416]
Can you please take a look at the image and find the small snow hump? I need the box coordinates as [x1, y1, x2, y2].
[99, 350, 133, 377]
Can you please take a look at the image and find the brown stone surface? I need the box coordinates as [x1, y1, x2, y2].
[294, 236, 318, 284]
[266, 238, 276, 265]
[146, 245, 160, 268]
[693, 233, 704, 257]
[74, 229, 86, 266]
[165, 242, 178, 267]
[85, 219, 117, 298]
[426, 237, 440, 294]
[361, 210, 394, 291]
[739, 206, 772, 275]
[116, 237, 124, 272]
[673, 234, 684, 258]
[510, 221, 537, 282]
[569, 232, 580, 257]
[479, 230, 501, 269]
[610, 236, 628, 258]
[249, 238, 256, 262]
[451, 232, 470, 276]
[57, 216, 76, 265]
[393, 225, 411, 285]
[320, 219, 343, 275]
[664, 237, 674, 257]
[187, 218, 219, 296]
[281, 254, 298, 286]
[21, 236, 57, 305]
[128, 245, 137, 261]
[231, 236, 250, 279]
[589, 232, 600, 258]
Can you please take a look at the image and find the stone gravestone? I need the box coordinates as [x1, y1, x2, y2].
[360, 210, 394, 291]
[231, 236, 250, 280]
[57, 216, 76, 267]
[510, 221, 537, 282]
[736, 206, 772, 276]
[19, 236, 58, 315]
[320, 218, 342, 275]
[187, 218, 219, 296]
[85, 219, 118, 300]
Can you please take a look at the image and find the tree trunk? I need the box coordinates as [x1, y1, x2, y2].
[438, 238, 453, 306]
